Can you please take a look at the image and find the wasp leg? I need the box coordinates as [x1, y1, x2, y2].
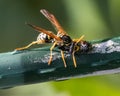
[71, 35, 85, 68]
[48, 42, 57, 65]
[61, 51, 67, 68]
[15, 41, 40, 51]
[72, 51, 77, 68]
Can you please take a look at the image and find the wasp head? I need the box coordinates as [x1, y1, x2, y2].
[79, 41, 91, 53]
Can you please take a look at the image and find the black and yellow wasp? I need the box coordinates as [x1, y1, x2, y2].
[15, 9, 91, 68]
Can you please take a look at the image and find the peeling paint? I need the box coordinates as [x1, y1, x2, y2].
[92, 40, 120, 53]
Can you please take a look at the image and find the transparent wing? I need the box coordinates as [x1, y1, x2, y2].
[27, 23, 62, 41]
[40, 9, 67, 36]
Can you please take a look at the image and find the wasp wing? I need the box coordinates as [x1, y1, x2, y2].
[27, 23, 62, 41]
[40, 9, 67, 36]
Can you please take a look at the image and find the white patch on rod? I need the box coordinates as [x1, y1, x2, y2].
[91, 40, 120, 53]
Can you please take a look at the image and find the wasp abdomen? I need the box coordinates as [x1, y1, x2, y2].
[37, 33, 54, 43]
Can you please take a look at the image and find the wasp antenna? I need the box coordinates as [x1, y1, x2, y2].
[75, 35, 85, 45]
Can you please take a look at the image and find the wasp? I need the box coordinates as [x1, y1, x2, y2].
[15, 9, 91, 68]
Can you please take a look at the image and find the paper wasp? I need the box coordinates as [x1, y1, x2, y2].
[15, 9, 91, 68]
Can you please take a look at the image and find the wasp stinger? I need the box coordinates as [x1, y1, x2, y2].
[15, 9, 92, 68]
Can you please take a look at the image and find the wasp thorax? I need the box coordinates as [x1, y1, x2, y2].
[61, 35, 72, 44]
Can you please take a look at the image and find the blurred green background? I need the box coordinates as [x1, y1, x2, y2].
[0, 0, 120, 96]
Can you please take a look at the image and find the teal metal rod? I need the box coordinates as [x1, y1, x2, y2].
[0, 37, 120, 89]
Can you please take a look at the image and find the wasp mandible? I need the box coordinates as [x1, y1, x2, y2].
[15, 9, 91, 68]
